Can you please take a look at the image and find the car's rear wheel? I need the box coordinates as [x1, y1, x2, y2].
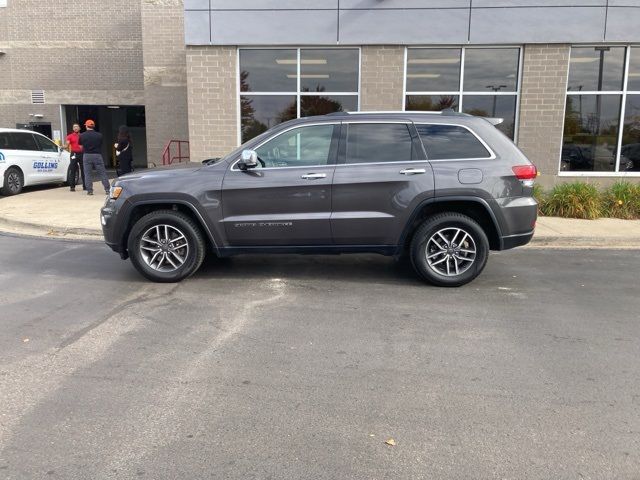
[1, 167, 24, 196]
[410, 213, 489, 287]
[127, 210, 206, 283]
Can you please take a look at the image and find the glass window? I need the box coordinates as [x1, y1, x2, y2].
[463, 48, 519, 92]
[406, 48, 461, 92]
[0, 132, 11, 149]
[255, 124, 335, 168]
[240, 48, 359, 143]
[239, 49, 297, 92]
[405, 47, 520, 141]
[300, 95, 357, 117]
[10, 132, 38, 151]
[561, 95, 621, 172]
[416, 124, 491, 160]
[241, 95, 296, 143]
[34, 134, 58, 152]
[462, 95, 517, 139]
[405, 95, 459, 112]
[620, 95, 640, 171]
[568, 47, 625, 92]
[627, 47, 640, 92]
[301, 49, 359, 93]
[346, 124, 414, 164]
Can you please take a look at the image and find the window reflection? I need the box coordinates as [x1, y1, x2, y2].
[406, 48, 461, 92]
[621, 95, 640, 171]
[241, 95, 296, 143]
[626, 47, 640, 92]
[301, 49, 359, 92]
[300, 95, 357, 117]
[239, 49, 297, 92]
[463, 48, 519, 92]
[462, 95, 516, 139]
[568, 47, 625, 92]
[562, 95, 621, 172]
[405, 95, 459, 112]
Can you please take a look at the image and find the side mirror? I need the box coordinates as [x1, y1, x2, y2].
[238, 149, 258, 170]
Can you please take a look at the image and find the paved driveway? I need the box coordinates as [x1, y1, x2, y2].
[0, 235, 638, 479]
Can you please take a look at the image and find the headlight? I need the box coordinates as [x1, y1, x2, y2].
[109, 186, 123, 199]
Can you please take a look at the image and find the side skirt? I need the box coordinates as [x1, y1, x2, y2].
[216, 245, 401, 258]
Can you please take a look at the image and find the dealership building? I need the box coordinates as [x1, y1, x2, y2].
[1, 0, 640, 186]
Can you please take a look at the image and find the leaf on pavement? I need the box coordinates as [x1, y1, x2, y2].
[385, 438, 396, 446]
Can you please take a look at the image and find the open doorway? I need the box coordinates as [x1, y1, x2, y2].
[63, 105, 147, 170]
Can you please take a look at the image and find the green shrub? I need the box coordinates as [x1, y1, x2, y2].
[601, 182, 640, 219]
[541, 182, 602, 219]
[532, 184, 546, 213]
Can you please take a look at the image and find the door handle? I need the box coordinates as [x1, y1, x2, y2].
[301, 173, 327, 180]
[399, 168, 426, 175]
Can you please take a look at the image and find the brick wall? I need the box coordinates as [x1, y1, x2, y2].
[360, 46, 404, 111]
[141, 0, 189, 167]
[0, 0, 144, 144]
[517, 44, 570, 188]
[186, 46, 238, 163]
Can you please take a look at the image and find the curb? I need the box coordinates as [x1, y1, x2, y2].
[528, 235, 640, 248]
[0, 216, 103, 240]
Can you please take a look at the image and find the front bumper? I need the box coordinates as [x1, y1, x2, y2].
[101, 200, 128, 258]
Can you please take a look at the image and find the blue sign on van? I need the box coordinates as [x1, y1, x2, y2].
[0, 152, 5, 162]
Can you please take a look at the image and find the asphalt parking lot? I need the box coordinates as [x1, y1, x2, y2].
[0, 234, 639, 479]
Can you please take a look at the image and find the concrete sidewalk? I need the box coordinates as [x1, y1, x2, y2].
[1, 183, 640, 247]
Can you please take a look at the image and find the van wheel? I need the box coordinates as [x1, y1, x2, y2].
[127, 210, 206, 283]
[1, 167, 24, 196]
[410, 213, 489, 287]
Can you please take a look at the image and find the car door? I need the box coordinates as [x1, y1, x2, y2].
[33, 133, 65, 183]
[221, 123, 339, 246]
[331, 122, 435, 246]
[7, 132, 42, 186]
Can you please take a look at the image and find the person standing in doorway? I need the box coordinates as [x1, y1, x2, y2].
[64, 123, 86, 191]
[114, 125, 133, 176]
[80, 119, 110, 196]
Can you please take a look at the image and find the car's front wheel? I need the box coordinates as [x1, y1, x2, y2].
[410, 213, 489, 287]
[127, 210, 206, 283]
[1, 167, 24, 196]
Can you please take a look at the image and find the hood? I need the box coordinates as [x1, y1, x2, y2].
[116, 163, 204, 183]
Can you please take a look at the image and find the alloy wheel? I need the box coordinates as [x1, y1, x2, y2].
[425, 227, 477, 277]
[139, 224, 190, 272]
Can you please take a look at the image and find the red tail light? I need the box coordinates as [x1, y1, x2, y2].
[512, 165, 537, 180]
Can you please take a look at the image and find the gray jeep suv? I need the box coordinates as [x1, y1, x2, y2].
[101, 111, 537, 286]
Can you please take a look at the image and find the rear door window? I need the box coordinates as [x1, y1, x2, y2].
[416, 124, 492, 160]
[345, 123, 418, 164]
[9, 132, 39, 151]
[0, 132, 12, 149]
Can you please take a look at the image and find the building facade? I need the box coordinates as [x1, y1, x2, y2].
[184, 0, 640, 187]
[1, 1, 640, 187]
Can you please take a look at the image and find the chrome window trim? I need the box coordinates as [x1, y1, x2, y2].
[230, 122, 340, 172]
[413, 122, 496, 161]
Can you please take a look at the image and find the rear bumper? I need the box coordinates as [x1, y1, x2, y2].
[501, 230, 535, 250]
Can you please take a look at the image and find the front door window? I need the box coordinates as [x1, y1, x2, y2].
[254, 124, 336, 168]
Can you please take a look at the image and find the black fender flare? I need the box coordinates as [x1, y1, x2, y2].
[398, 196, 505, 250]
[120, 197, 221, 254]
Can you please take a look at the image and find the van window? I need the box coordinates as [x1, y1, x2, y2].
[416, 124, 491, 160]
[34, 134, 59, 152]
[0, 132, 11, 149]
[9, 132, 39, 151]
[345, 123, 415, 164]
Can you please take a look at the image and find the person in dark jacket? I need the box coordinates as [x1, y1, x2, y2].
[114, 125, 133, 176]
[79, 119, 110, 196]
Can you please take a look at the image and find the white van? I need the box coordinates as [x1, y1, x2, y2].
[0, 128, 72, 196]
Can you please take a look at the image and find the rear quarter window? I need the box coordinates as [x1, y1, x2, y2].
[416, 124, 492, 160]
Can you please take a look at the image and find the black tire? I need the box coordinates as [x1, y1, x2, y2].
[1, 167, 24, 196]
[127, 210, 206, 283]
[410, 212, 489, 287]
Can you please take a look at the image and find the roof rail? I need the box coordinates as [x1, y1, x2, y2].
[328, 109, 469, 116]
